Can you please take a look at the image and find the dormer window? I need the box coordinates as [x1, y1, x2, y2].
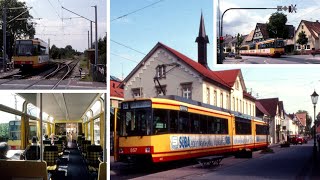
[156, 65, 166, 79]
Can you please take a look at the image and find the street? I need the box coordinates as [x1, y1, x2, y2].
[111, 141, 316, 179]
[223, 55, 320, 64]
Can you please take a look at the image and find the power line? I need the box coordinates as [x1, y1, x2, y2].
[47, 0, 61, 19]
[111, 0, 165, 22]
[111, 52, 139, 63]
[111, 39, 146, 55]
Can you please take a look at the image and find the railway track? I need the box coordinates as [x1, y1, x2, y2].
[24, 60, 80, 89]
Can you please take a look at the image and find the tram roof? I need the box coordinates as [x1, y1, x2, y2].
[18, 93, 101, 121]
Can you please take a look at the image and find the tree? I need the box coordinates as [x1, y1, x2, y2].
[235, 33, 244, 56]
[296, 31, 308, 54]
[0, 0, 35, 59]
[266, 12, 289, 39]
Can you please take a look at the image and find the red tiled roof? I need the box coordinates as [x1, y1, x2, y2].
[110, 80, 124, 98]
[256, 101, 270, 116]
[159, 42, 231, 89]
[301, 20, 320, 39]
[256, 98, 279, 116]
[214, 69, 240, 87]
[243, 91, 256, 101]
[296, 112, 307, 127]
[255, 23, 269, 39]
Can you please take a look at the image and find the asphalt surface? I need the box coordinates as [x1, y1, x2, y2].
[112, 142, 316, 180]
[223, 55, 320, 64]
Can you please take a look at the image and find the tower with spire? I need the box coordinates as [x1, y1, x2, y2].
[195, 12, 209, 69]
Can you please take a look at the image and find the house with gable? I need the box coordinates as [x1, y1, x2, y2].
[120, 13, 256, 117]
[295, 112, 307, 134]
[294, 20, 320, 53]
[256, 98, 285, 144]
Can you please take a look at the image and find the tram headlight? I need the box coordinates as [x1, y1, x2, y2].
[145, 147, 151, 153]
[119, 148, 123, 154]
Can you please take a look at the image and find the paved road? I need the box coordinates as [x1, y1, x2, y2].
[223, 55, 320, 64]
[114, 142, 314, 180]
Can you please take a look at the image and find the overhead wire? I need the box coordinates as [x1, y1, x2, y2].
[111, 0, 165, 22]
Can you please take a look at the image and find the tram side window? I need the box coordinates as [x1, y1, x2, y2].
[256, 124, 267, 135]
[9, 121, 21, 140]
[190, 113, 200, 134]
[199, 115, 207, 134]
[169, 110, 178, 133]
[235, 119, 252, 135]
[208, 117, 228, 134]
[178, 111, 189, 133]
[153, 109, 168, 135]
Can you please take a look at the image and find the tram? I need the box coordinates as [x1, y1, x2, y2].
[12, 38, 50, 70]
[115, 96, 268, 163]
[0, 93, 106, 180]
[240, 38, 285, 57]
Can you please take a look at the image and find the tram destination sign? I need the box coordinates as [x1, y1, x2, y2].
[122, 100, 152, 109]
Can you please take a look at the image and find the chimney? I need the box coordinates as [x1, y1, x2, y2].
[195, 12, 209, 69]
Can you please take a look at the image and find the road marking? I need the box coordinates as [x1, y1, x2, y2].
[264, 60, 269, 64]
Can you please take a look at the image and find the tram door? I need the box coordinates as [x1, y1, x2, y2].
[66, 123, 78, 142]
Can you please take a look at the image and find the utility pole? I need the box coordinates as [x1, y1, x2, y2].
[2, 6, 6, 72]
[87, 30, 89, 49]
[90, 21, 93, 48]
[93, 5, 98, 66]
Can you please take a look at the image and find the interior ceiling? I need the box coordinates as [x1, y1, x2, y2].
[18, 93, 100, 120]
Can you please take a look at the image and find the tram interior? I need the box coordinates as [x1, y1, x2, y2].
[0, 93, 106, 180]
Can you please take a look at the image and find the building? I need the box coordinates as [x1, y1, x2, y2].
[287, 113, 302, 136]
[294, 20, 320, 53]
[295, 112, 307, 134]
[120, 13, 256, 117]
[110, 75, 123, 154]
[256, 98, 285, 144]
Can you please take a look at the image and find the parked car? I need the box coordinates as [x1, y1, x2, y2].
[311, 48, 320, 56]
[289, 135, 303, 145]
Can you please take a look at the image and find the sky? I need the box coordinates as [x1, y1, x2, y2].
[20, 0, 106, 52]
[219, 0, 320, 36]
[110, 0, 213, 79]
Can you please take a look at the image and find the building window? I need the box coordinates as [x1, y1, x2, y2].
[156, 65, 166, 79]
[226, 95, 229, 109]
[220, 93, 223, 108]
[235, 80, 239, 90]
[236, 98, 238, 111]
[249, 103, 251, 116]
[214, 90, 217, 106]
[233, 97, 235, 111]
[181, 83, 192, 99]
[132, 88, 142, 98]
[246, 102, 248, 114]
[302, 25, 304, 29]
[155, 85, 166, 96]
[240, 100, 242, 113]
[306, 45, 310, 50]
[206, 87, 210, 104]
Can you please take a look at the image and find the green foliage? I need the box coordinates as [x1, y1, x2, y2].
[235, 33, 244, 56]
[50, 44, 81, 59]
[266, 12, 289, 39]
[0, 123, 9, 141]
[91, 35, 106, 64]
[0, 0, 35, 58]
[296, 31, 308, 47]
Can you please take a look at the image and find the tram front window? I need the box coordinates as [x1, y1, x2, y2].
[276, 40, 284, 48]
[121, 109, 151, 136]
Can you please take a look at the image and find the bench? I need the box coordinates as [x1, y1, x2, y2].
[0, 160, 49, 180]
[196, 155, 224, 167]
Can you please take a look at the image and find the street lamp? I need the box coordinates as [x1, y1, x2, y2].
[311, 90, 319, 158]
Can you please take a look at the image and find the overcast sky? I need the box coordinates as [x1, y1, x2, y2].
[21, 0, 106, 52]
[219, 0, 320, 36]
